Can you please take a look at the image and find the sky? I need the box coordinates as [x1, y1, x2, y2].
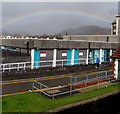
[1, 2, 119, 35]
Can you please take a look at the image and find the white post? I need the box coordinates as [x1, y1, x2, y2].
[62, 60, 64, 67]
[71, 49, 75, 65]
[100, 49, 102, 64]
[110, 49, 113, 56]
[86, 49, 89, 65]
[9, 64, 10, 72]
[53, 49, 57, 67]
[114, 59, 118, 79]
[116, 17, 119, 35]
[116, 14, 120, 35]
[17, 63, 19, 71]
[110, 49, 113, 62]
[31, 49, 34, 69]
[24, 63, 26, 70]
[3, 64, 4, 72]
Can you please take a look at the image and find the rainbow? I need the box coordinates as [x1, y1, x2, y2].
[2, 9, 112, 27]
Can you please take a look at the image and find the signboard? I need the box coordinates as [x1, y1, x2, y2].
[79, 51, 84, 56]
[62, 52, 67, 56]
[40, 52, 46, 57]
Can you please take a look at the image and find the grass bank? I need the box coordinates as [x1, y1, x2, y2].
[2, 83, 120, 112]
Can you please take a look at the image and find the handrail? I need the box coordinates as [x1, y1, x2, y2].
[0, 58, 110, 72]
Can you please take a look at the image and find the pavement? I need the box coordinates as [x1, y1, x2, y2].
[1, 69, 111, 97]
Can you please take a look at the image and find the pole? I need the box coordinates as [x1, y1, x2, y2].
[86, 49, 89, 65]
[52, 49, 57, 67]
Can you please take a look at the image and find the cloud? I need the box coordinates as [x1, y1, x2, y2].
[2, 2, 118, 35]
[1, 0, 120, 2]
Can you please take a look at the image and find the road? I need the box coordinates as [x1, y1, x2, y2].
[1, 69, 112, 97]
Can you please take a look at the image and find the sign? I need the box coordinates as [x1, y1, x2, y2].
[40, 52, 46, 57]
[62, 52, 67, 56]
[79, 51, 84, 56]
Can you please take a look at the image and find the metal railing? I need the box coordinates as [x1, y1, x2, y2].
[0, 62, 31, 72]
[32, 71, 119, 99]
[0, 58, 93, 72]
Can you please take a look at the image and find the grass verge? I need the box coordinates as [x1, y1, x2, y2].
[2, 83, 120, 112]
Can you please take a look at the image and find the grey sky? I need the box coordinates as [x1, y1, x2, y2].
[2, 2, 118, 35]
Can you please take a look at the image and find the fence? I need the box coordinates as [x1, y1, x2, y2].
[32, 71, 118, 99]
[0, 62, 31, 72]
[0, 58, 95, 72]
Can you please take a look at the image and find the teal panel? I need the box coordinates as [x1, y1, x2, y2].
[102, 50, 110, 62]
[91, 50, 95, 63]
[34, 50, 40, 69]
[102, 50, 105, 62]
[118, 60, 120, 79]
[74, 50, 79, 65]
[66, 50, 72, 65]
[95, 50, 100, 57]
[91, 50, 100, 63]
[0, 46, 16, 51]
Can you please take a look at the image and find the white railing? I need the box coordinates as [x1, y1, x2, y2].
[0, 58, 103, 72]
[0, 62, 31, 72]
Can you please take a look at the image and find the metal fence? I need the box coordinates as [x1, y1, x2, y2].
[32, 71, 119, 99]
[0, 58, 94, 72]
[0, 62, 31, 72]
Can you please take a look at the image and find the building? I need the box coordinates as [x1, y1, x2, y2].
[111, 13, 120, 35]
[111, 47, 120, 79]
[1, 13, 120, 71]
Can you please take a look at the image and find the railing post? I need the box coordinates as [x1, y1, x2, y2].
[75, 77, 77, 84]
[97, 72, 100, 88]
[105, 71, 107, 77]
[70, 76, 72, 96]
[62, 60, 64, 67]
[40, 84, 41, 95]
[17, 63, 19, 71]
[9, 64, 10, 72]
[52, 88, 55, 99]
[85, 75, 88, 91]
[32, 81, 34, 91]
[24, 63, 26, 70]
[3, 64, 4, 72]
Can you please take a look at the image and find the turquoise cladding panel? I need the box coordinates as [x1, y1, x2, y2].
[102, 50, 110, 62]
[34, 50, 40, 69]
[0, 46, 16, 51]
[92, 50, 100, 63]
[74, 50, 79, 65]
[66, 50, 72, 65]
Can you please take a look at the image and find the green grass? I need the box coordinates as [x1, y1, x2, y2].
[2, 83, 120, 112]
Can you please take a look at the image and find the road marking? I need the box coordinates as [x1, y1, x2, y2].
[0, 70, 111, 85]
[0, 91, 30, 97]
[0, 87, 61, 97]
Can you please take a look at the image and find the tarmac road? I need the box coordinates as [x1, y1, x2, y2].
[1, 69, 112, 97]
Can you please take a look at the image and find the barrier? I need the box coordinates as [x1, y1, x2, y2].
[0, 58, 92, 72]
[32, 71, 119, 99]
